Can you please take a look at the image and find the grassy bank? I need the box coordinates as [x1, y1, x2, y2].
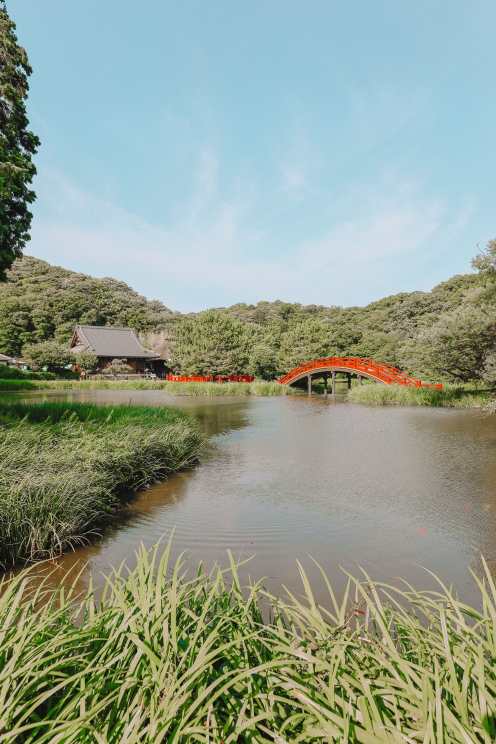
[157, 380, 295, 396]
[0, 378, 38, 391]
[0, 401, 203, 568]
[8, 378, 297, 396]
[348, 382, 492, 408]
[1, 544, 495, 742]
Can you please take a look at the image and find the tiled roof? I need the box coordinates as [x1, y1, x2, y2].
[71, 325, 159, 359]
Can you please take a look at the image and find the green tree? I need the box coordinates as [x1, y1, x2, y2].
[0, 2, 40, 279]
[248, 341, 279, 380]
[401, 305, 496, 382]
[482, 351, 496, 387]
[75, 351, 98, 373]
[23, 340, 73, 372]
[472, 238, 496, 277]
[102, 358, 133, 375]
[170, 311, 252, 375]
[0, 296, 32, 355]
[278, 318, 331, 372]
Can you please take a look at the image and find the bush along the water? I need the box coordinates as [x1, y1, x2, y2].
[1, 543, 496, 742]
[0, 402, 203, 568]
[0, 378, 38, 391]
[0, 365, 55, 380]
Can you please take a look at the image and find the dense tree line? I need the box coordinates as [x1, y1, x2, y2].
[169, 241, 495, 382]
[1, 242, 495, 383]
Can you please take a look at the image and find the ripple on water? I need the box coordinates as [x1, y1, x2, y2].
[12, 392, 496, 604]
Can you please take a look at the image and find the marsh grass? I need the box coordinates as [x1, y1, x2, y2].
[348, 382, 492, 408]
[0, 400, 188, 425]
[0, 402, 203, 568]
[0, 378, 37, 391]
[155, 380, 293, 396]
[24, 379, 297, 396]
[1, 543, 496, 742]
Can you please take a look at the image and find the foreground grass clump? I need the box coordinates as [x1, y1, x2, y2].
[29, 379, 296, 396]
[348, 382, 492, 408]
[1, 545, 496, 742]
[0, 402, 203, 568]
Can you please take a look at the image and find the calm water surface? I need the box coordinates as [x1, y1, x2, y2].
[18, 390, 496, 604]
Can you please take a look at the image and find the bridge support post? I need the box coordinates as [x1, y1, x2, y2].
[358, 375, 363, 385]
[307, 374, 312, 395]
[331, 371, 336, 395]
[347, 373, 352, 390]
[323, 373, 328, 397]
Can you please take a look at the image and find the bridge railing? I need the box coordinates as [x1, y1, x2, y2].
[278, 357, 442, 389]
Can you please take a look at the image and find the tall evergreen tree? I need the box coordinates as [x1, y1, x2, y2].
[170, 311, 253, 376]
[0, 1, 39, 279]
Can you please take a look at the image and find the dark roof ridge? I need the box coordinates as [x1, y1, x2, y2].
[76, 324, 138, 331]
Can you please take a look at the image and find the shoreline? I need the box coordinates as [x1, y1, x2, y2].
[0, 378, 296, 396]
[1, 376, 493, 409]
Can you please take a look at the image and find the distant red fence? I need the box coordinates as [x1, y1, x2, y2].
[166, 374, 254, 384]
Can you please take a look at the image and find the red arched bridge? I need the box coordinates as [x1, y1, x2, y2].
[278, 356, 442, 393]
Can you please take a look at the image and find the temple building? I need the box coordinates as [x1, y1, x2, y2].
[70, 325, 166, 376]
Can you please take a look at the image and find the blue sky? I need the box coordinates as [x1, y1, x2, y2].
[9, 0, 496, 311]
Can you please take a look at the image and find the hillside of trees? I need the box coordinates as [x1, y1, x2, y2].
[1, 242, 495, 383]
[0, 256, 175, 356]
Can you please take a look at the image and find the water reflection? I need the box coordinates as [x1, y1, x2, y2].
[9, 391, 496, 604]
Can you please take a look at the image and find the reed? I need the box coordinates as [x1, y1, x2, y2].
[0, 378, 37, 391]
[348, 382, 492, 408]
[0, 403, 203, 568]
[1, 543, 495, 742]
[0, 399, 189, 425]
[159, 380, 296, 397]
[25, 379, 297, 396]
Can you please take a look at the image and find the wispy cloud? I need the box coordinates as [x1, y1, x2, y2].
[28, 150, 472, 311]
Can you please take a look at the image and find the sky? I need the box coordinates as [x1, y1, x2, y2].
[8, 0, 496, 311]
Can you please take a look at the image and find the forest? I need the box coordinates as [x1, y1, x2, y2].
[0, 241, 495, 383]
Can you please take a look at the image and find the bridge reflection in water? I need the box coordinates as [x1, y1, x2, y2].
[278, 356, 442, 394]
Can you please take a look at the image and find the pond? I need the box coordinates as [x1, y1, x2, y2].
[15, 390, 496, 604]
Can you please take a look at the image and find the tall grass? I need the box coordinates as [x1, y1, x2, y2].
[1, 543, 496, 741]
[25, 379, 297, 396]
[0, 402, 203, 568]
[348, 382, 492, 408]
[158, 380, 295, 397]
[0, 400, 189, 425]
[0, 378, 37, 391]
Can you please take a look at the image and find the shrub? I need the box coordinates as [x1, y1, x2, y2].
[102, 358, 133, 375]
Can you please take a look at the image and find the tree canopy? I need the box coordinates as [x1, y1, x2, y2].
[472, 239, 496, 277]
[0, 256, 174, 356]
[170, 311, 253, 376]
[0, 1, 40, 279]
[1, 241, 495, 384]
[22, 340, 74, 372]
